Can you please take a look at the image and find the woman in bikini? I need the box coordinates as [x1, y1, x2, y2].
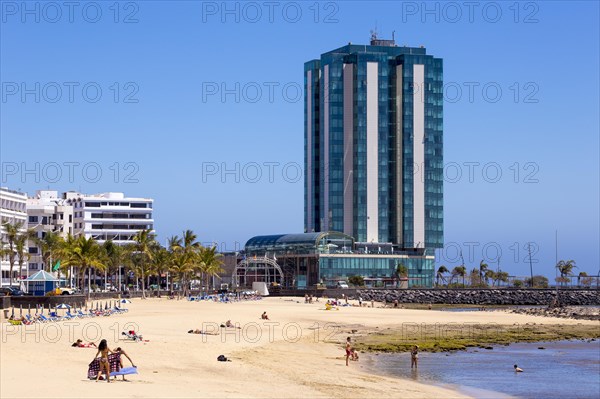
[93, 339, 113, 382]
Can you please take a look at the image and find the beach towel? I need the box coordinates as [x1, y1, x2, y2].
[87, 353, 121, 379]
[110, 366, 138, 377]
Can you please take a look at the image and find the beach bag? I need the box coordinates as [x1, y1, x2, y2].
[217, 355, 228, 362]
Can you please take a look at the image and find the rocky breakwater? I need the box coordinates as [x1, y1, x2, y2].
[356, 289, 600, 306]
[508, 306, 600, 321]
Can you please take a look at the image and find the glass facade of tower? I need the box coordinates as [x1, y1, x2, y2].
[304, 42, 443, 250]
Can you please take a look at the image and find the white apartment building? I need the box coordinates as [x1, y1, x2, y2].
[0, 187, 28, 286]
[26, 190, 74, 274]
[65, 192, 154, 245]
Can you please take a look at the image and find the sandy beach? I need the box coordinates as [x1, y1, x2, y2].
[1, 297, 597, 399]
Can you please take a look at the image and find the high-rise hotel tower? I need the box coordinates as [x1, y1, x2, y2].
[305, 37, 443, 251]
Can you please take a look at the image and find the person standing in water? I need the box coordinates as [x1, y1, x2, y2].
[411, 345, 419, 369]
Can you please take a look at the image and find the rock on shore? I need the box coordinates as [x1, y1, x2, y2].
[356, 289, 600, 306]
[507, 306, 600, 321]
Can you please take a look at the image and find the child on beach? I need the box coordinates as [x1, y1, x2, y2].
[411, 345, 419, 369]
[345, 337, 353, 366]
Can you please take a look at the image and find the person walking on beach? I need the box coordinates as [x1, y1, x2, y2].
[93, 339, 113, 382]
[411, 345, 419, 369]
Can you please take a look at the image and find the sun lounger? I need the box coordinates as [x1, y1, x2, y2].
[38, 314, 58, 323]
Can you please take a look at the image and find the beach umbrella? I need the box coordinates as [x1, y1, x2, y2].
[121, 299, 131, 304]
[19, 305, 22, 317]
[57, 303, 71, 309]
[28, 304, 31, 315]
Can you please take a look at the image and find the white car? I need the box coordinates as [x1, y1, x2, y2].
[60, 287, 78, 295]
[336, 281, 349, 289]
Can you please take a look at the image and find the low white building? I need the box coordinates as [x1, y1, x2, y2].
[26, 190, 74, 274]
[65, 192, 154, 245]
[0, 187, 28, 286]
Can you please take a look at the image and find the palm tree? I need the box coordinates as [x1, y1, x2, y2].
[494, 271, 509, 287]
[169, 250, 195, 298]
[131, 229, 157, 299]
[1, 220, 24, 284]
[58, 234, 78, 285]
[577, 271, 588, 287]
[396, 263, 409, 288]
[485, 269, 497, 286]
[36, 231, 63, 272]
[479, 260, 489, 286]
[556, 260, 577, 287]
[198, 246, 224, 291]
[150, 245, 170, 297]
[469, 268, 480, 287]
[103, 240, 126, 291]
[62, 236, 106, 299]
[452, 265, 467, 288]
[15, 232, 35, 281]
[436, 265, 449, 287]
[166, 235, 182, 292]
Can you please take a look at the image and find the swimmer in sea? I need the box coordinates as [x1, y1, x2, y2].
[514, 364, 523, 372]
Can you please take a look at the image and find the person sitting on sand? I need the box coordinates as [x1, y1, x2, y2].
[514, 364, 523, 372]
[411, 345, 419, 369]
[72, 339, 97, 348]
[188, 329, 219, 335]
[225, 320, 239, 328]
[261, 311, 269, 320]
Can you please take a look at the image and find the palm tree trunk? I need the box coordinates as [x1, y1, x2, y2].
[141, 268, 146, 299]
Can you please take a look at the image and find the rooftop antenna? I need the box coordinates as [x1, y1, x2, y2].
[370, 28, 378, 42]
[392, 30, 395, 41]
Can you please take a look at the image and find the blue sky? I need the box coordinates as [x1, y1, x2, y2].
[1, 1, 598, 279]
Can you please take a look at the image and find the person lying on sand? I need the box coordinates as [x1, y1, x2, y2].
[72, 339, 97, 348]
[188, 329, 219, 335]
[224, 320, 240, 328]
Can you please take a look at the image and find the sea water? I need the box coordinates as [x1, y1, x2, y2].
[363, 340, 600, 398]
